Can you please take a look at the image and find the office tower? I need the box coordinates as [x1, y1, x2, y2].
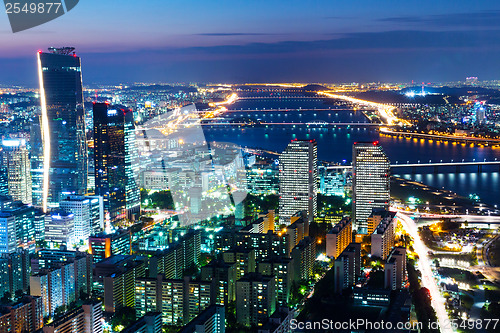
[291, 237, 316, 282]
[0, 296, 43, 332]
[37, 47, 88, 212]
[30, 116, 45, 207]
[257, 257, 293, 307]
[370, 210, 397, 260]
[319, 165, 347, 197]
[246, 161, 279, 196]
[333, 242, 361, 294]
[0, 167, 8, 197]
[1, 139, 32, 205]
[60, 195, 104, 243]
[352, 142, 390, 233]
[122, 312, 162, 333]
[141, 169, 170, 191]
[236, 273, 276, 327]
[41, 302, 103, 333]
[0, 212, 16, 254]
[87, 195, 104, 235]
[179, 305, 225, 333]
[385, 247, 407, 290]
[89, 229, 131, 261]
[34, 209, 46, 242]
[326, 217, 352, 259]
[93, 103, 140, 225]
[473, 101, 486, 124]
[0, 202, 36, 252]
[44, 210, 75, 247]
[278, 139, 318, 224]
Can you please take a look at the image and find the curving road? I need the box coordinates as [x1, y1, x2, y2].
[393, 209, 454, 333]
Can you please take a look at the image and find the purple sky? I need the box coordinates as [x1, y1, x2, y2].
[2, 0, 500, 85]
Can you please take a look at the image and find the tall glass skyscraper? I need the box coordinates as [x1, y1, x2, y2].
[37, 47, 88, 212]
[93, 103, 140, 226]
[352, 141, 390, 234]
[1, 138, 32, 205]
[278, 139, 318, 224]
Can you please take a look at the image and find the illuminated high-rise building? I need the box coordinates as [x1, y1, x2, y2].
[1, 139, 32, 205]
[278, 139, 317, 224]
[37, 47, 88, 212]
[93, 103, 140, 225]
[352, 142, 390, 234]
[30, 116, 44, 207]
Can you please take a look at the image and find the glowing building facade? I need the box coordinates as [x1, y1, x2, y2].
[93, 103, 140, 225]
[278, 140, 317, 224]
[352, 142, 390, 234]
[1, 139, 32, 205]
[37, 47, 88, 212]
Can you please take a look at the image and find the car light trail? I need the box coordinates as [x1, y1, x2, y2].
[318, 91, 411, 126]
[394, 209, 454, 333]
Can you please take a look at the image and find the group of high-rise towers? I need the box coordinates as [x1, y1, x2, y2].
[278, 139, 390, 234]
[36, 47, 140, 228]
[35, 46, 388, 234]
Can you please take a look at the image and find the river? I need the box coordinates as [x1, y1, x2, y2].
[202, 95, 500, 206]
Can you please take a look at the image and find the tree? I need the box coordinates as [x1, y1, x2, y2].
[111, 307, 136, 331]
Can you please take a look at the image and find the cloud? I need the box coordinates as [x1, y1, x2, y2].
[195, 33, 280, 36]
[379, 10, 500, 29]
[4, 29, 500, 85]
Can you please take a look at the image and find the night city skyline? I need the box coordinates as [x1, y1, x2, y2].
[2, 2, 500, 333]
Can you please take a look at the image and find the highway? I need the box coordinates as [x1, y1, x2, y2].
[198, 122, 381, 126]
[394, 209, 454, 333]
[317, 91, 411, 126]
[217, 108, 354, 112]
[474, 234, 500, 284]
[326, 160, 500, 170]
[381, 127, 500, 144]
